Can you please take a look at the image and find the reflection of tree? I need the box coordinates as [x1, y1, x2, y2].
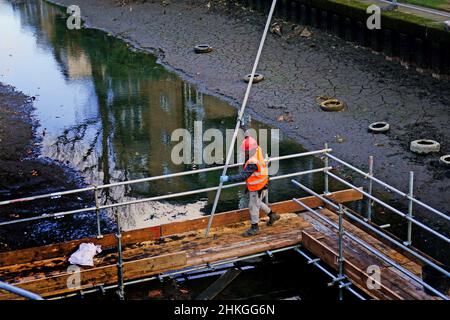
[10, 0, 315, 232]
[14, 1, 213, 229]
[55, 119, 99, 151]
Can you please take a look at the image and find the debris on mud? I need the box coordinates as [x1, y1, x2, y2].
[270, 21, 282, 37]
[277, 112, 294, 122]
[300, 27, 312, 38]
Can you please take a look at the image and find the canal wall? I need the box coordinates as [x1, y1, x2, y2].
[238, 0, 450, 77]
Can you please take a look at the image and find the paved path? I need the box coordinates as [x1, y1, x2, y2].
[358, 0, 450, 23]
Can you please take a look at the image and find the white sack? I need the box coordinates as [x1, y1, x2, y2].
[68, 243, 102, 267]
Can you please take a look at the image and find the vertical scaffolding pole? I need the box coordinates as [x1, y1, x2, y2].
[405, 171, 414, 246]
[338, 204, 344, 301]
[94, 186, 102, 238]
[367, 156, 374, 221]
[324, 143, 329, 194]
[115, 212, 125, 300]
[205, 0, 278, 237]
[265, 153, 270, 205]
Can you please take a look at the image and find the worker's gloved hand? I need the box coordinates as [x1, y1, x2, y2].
[220, 175, 229, 183]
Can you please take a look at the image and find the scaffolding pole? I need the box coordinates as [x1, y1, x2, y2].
[205, 0, 279, 237]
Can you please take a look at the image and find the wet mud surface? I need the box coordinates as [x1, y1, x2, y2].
[0, 84, 81, 198]
[47, 1, 449, 222]
[0, 0, 447, 255]
[1, 0, 447, 300]
[0, 83, 108, 250]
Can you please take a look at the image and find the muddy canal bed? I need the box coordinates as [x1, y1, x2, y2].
[42, 0, 449, 259]
[0, 0, 448, 254]
[0, 0, 448, 300]
[0, 0, 323, 249]
[0, 82, 100, 250]
[45, 0, 450, 211]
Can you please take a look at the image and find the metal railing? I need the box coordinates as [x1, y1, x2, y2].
[0, 148, 332, 299]
[1, 147, 448, 299]
[0, 281, 44, 300]
[289, 148, 450, 300]
[295, 247, 366, 300]
[47, 244, 366, 300]
[294, 193, 448, 300]
[0, 148, 330, 229]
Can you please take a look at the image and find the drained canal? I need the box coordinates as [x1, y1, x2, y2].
[0, 1, 335, 246]
[0, 0, 447, 299]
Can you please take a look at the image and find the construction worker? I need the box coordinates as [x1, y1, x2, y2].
[220, 136, 280, 236]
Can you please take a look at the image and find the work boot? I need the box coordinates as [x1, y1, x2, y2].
[242, 224, 259, 237]
[267, 211, 280, 226]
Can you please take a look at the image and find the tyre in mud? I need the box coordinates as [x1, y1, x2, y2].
[439, 155, 450, 168]
[194, 44, 213, 54]
[320, 99, 344, 112]
[368, 122, 390, 133]
[243, 73, 264, 83]
[410, 139, 441, 154]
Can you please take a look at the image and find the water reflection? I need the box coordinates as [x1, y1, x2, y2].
[0, 0, 329, 235]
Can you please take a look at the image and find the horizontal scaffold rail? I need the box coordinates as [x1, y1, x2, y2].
[0, 189, 365, 300]
[291, 186, 448, 300]
[0, 149, 331, 206]
[0, 149, 448, 300]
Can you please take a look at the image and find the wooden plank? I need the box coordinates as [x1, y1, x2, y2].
[383, 265, 445, 300]
[0, 252, 186, 300]
[161, 189, 362, 236]
[302, 210, 440, 300]
[324, 203, 445, 269]
[324, 188, 364, 203]
[0, 223, 305, 299]
[0, 214, 307, 284]
[0, 226, 161, 268]
[188, 234, 303, 267]
[0, 189, 361, 280]
[301, 230, 403, 300]
[195, 268, 242, 300]
[318, 209, 413, 267]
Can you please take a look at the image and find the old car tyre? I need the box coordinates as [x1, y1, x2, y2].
[194, 44, 213, 54]
[243, 73, 264, 83]
[368, 122, 390, 133]
[410, 139, 441, 154]
[439, 155, 450, 167]
[320, 99, 344, 112]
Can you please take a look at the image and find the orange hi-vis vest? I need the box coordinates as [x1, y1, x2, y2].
[244, 146, 269, 191]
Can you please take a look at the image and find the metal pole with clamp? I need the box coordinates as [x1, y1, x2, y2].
[338, 204, 345, 300]
[94, 185, 103, 238]
[115, 211, 125, 300]
[405, 171, 414, 246]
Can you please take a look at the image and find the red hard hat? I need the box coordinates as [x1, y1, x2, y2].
[240, 136, 258, 151]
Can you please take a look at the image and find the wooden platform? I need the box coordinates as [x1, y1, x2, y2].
[0, 189, 445, 300]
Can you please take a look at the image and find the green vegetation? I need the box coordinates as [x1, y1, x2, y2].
[401, 0, 450, 13]
[325, 0, 446, 30]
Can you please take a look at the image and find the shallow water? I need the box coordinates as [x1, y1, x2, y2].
[0, 0, 335, 236]
[1, 0, 448, 301]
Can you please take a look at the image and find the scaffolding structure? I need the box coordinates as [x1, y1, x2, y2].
[0, 148, 448, 300]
